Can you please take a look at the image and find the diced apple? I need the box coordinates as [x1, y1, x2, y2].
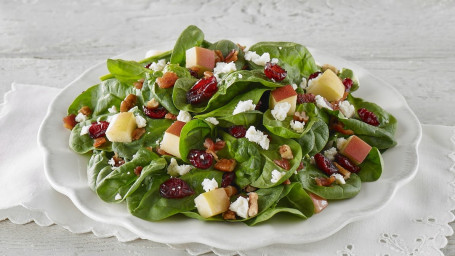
[160, 121, 186, 158]
[185, 47, 215, 76]
[106, 112, 137, 143]
[306, 69, 345, 101]
[340, 135, 372, 165]
[194, 188, 230, 218]
[309, 193, 328, 213]
[269, 84, 297, 115]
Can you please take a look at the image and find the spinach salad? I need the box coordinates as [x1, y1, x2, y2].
[63, 25, 396, 225]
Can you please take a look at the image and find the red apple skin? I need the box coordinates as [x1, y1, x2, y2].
[271, 84, 297, 102]
[166, 121, 186, 136]
[340, 135, 372, 165]
[309, 193, 328, 213]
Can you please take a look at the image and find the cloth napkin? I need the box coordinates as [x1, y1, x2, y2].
[1, 83, 454, 256]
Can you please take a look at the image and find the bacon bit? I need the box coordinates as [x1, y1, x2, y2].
[164, 113, 177, 120]
[279, 144, 294, 160]
[156, 72, 179, 89]
[134, 166, 143, 176]
[245, 185, 257, 192]
[78, 106, 92, 117]
[334, 162, 351, 180]
[214, 140, 226, 151]
[225, 50, 238, 63]
[63, 114, 77, 130]
[293, 111, 309, 123]
[331, 122, 354, 135]
[146, 98, 159, 109]
[214, 159, 237, 172]
[132, 128, 146, 141]
[203, 71, 214, 79]
[222, 210, 237, 220]
[331, 92, 349, 110]
[120, 94, 137, 112]
[315, 176, 336, 187]
[93, 137, 107, 148]
[214, 50, 224, 63]
[274, 158, 291, 170]
[203, 138, 225, 161]
[321, 64, 338, 74]
[297, 161, 305, 171]
[283, 179, 291, 185]
[133, 78, 144, 89]
[248, 192, 259, 217]
[113, 153, 125, 167]
[224, 186, 238, 197]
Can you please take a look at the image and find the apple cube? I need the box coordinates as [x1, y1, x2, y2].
[306, 69, 345, 102]
[340, 135, 372, 165]
[194, 188, 230, 218]
[269, 84, 297, 115]
[185, 47, 215, 76]
[106, 112, 137, 143]
[160, 121, 186, 158]
[309, 193, 328, 213]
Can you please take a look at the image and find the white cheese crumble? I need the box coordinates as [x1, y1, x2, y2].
[108, 158, 116, 167]
[108, 105, 117, 114]
[271, 102, 291, 121]
[233, 100, 256, 115]
[213, 61, 237, 80]
[323, 147, 338, 161]
[271, 58, 279, 64]
[339, 101, 355, 118]
[336, 137, 348, 150]
[238, 74, 243, 79]
[271, 169, 285, 183]
[177, 110, 192, 123]
[135, 115, 147, 128]
[315, 95, 333, 110]
[205, 117, 219, 125]
[114, 193, 122, 200]
[75, 113, 87, 123]
[331, 173, 346, 185]
[244, 51, 271, 66]
[147, 59, 167, 72]
[291, 83, 298, 90]
[201, 178, 218, 192]
[245, 126, 270, 150]
[299, 77, 308, 89]
[80, 125, 90, 136]
[290, 120, 305, 133]
[229, 196, 249, 218]
[167, 158, 192, 177]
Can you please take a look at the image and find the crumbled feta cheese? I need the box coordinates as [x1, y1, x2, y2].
[324, 147, 338, 161]
[278, 46, 283, 50]
[331, 173, 346, 185]
[177, 110, 192, 123]
[233, 100, 256, 115]
[245, 126, 270, 150]
[75, 113, 87, 123]
[336, 137, 348, 150]
[290, 120, 305, 133]
[339, 101, 355, 118]
[114, 193, 122, 200]
[107, 115, 115, 123]
[167, 158, 192, 177]
[135, 115, 147, 128]
[201, 178, 218, 192]
[238, 74, 243, 79]
[80, 125, 90, 136]
[147, 59, 167, 72]
[135, 88, 141, 95]
[108, 158, 116, 167]
[244, 51, 271, 66]
[213, 62, 237, 80]
[108, 105, 117, 114]
[291, 83, 298, 90]
[271, 58, 279, 64]
[229, 196, 249, 218]
[205, 117, 219, 125]
[299, 77, 308, 89]
[315, 95, 333, 110]
[271, 102, 291, 121]
[271, 169, 285, 183]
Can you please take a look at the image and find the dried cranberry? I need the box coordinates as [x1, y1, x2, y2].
[308, 71, 322, 80]
[357, 108, 380, 126]
[159, 178, 194, 199]
[221, 172, 236, 187]
[143, 106, 167, 119]
[88, 121, 109, 139]
[342, 78, 353, 91]
[335, 154, 360, 173]
[297, 93, 316, 104]
[188, 149, 214, 169]
[264, 62, 287, 81]
[188, 68, 199, 78]
[314, 153, 338, 176]
[228, 125, 247, 138]
[186, 76, 218, 105]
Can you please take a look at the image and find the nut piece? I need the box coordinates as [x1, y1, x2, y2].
[334, 162, 351, 180]
[321, 64, 338, 74]
[214, 159, 237, 172]
[134, 166, 143, 176]
[164, 113, 177, 120]
[293, 111, 309, 123]
[222, 210, 237, 220]
[132, 128, 146, 141]
[146, 98, 159, 109]
[283, 179, 291, 185]
[120, 94, 137, 112]
[225, 50, 238, 63]
[224, 186, 238, 197]
[244, 185, 257, 192]
[248, 192, 259, 217]
[273, 158, 290, 170]
[279, 144, 294, 160]
[156, 72, 179, 89]
[133, 78, 144, 89]
[93, 137, 107, 148]
[214, 50, 224, 63]
[203, 71, 214, 78]
[78, 106, 92, 117]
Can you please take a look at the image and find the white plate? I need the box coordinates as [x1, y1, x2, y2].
[38, 45, 422, 251]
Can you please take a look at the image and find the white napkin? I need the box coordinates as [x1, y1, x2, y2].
[1, 83, 454, 255]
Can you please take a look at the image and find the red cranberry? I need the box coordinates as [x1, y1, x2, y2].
[314, 153, 338, 176]
[357, 108, 380, 126]
[342, 78, 353, 91]
[186, 76, 218, 105]
[264, 62, 287, 81]
[297, 93, 316, 104]
[159, 178, 194, 199]
[228, 125, 247, 138]
[335, 154, 360, 173]
[308, 71, 322, 80]
[88, 121, 109, 139]
[221, 172, 236, 187]
[188, 68, 199, 78]
[188, 149, 214, 169]
[143, 106, 167, 119]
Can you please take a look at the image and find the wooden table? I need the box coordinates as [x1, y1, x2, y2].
[1, 0, 454, 255]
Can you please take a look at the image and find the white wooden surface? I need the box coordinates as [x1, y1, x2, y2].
[1, 0, 454, 255]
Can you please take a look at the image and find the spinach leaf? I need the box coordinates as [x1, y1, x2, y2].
[69, 117, 112, 154]
[358, 147, 383, 182]
[338, 68, 359, 92]
[179, 119, 214, 163]
[107, 59, 151, 83]
[295, 118, 329, 156]
[277, 182, 314, 218]
[208, 40, 246, 70]
[246, 207, 306, 226]
[225, 138, 263, 188]
[87, 150, 111, 191]
[170, 25, 204, 66]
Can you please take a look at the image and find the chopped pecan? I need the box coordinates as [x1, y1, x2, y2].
[283, 179, 291, 185]
[156, 72, 179, 89]
[132, 128, 146, 141]
[113, 153, 125, 167]
[134, 166, 143, 176]
[244, 185, 257, 192]
[274, 158, 290, 170]
[321, 64, 338, 74]
[330, 122, 354, 135]
[236, 43, 246, 51]
[224, 50, 238, 63]
[164, 113, 177, 120]
[133, 78, 144, 89]
[146, 98, 159, 109]
[224, 185, 238, 197]
[93, 137, 107, 148]
[294, 111, 309, 123]
[222, 210, 237, 220]
[63, 114, 77, 130]
[334, 162, 351, 180]
[214, 159, 237, 172]
[78, 106, 92, 117]
[279, 144, 294, 160]
[315, 176, 336, 186]
[120, 94, 137, 112]
[214, 50, 224, 63]
[297, 161, 305, 171]
[248, 192, 259, 217]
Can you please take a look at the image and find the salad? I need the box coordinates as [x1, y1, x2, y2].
[62, 25, 397, 225]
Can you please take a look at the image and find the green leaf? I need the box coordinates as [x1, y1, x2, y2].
[208, 40, 246, 70]
[107, 59, 151, 83]
[170, 25, 205, 65]
[358, 147, 383, 182]
[179, 119, 214, 162]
